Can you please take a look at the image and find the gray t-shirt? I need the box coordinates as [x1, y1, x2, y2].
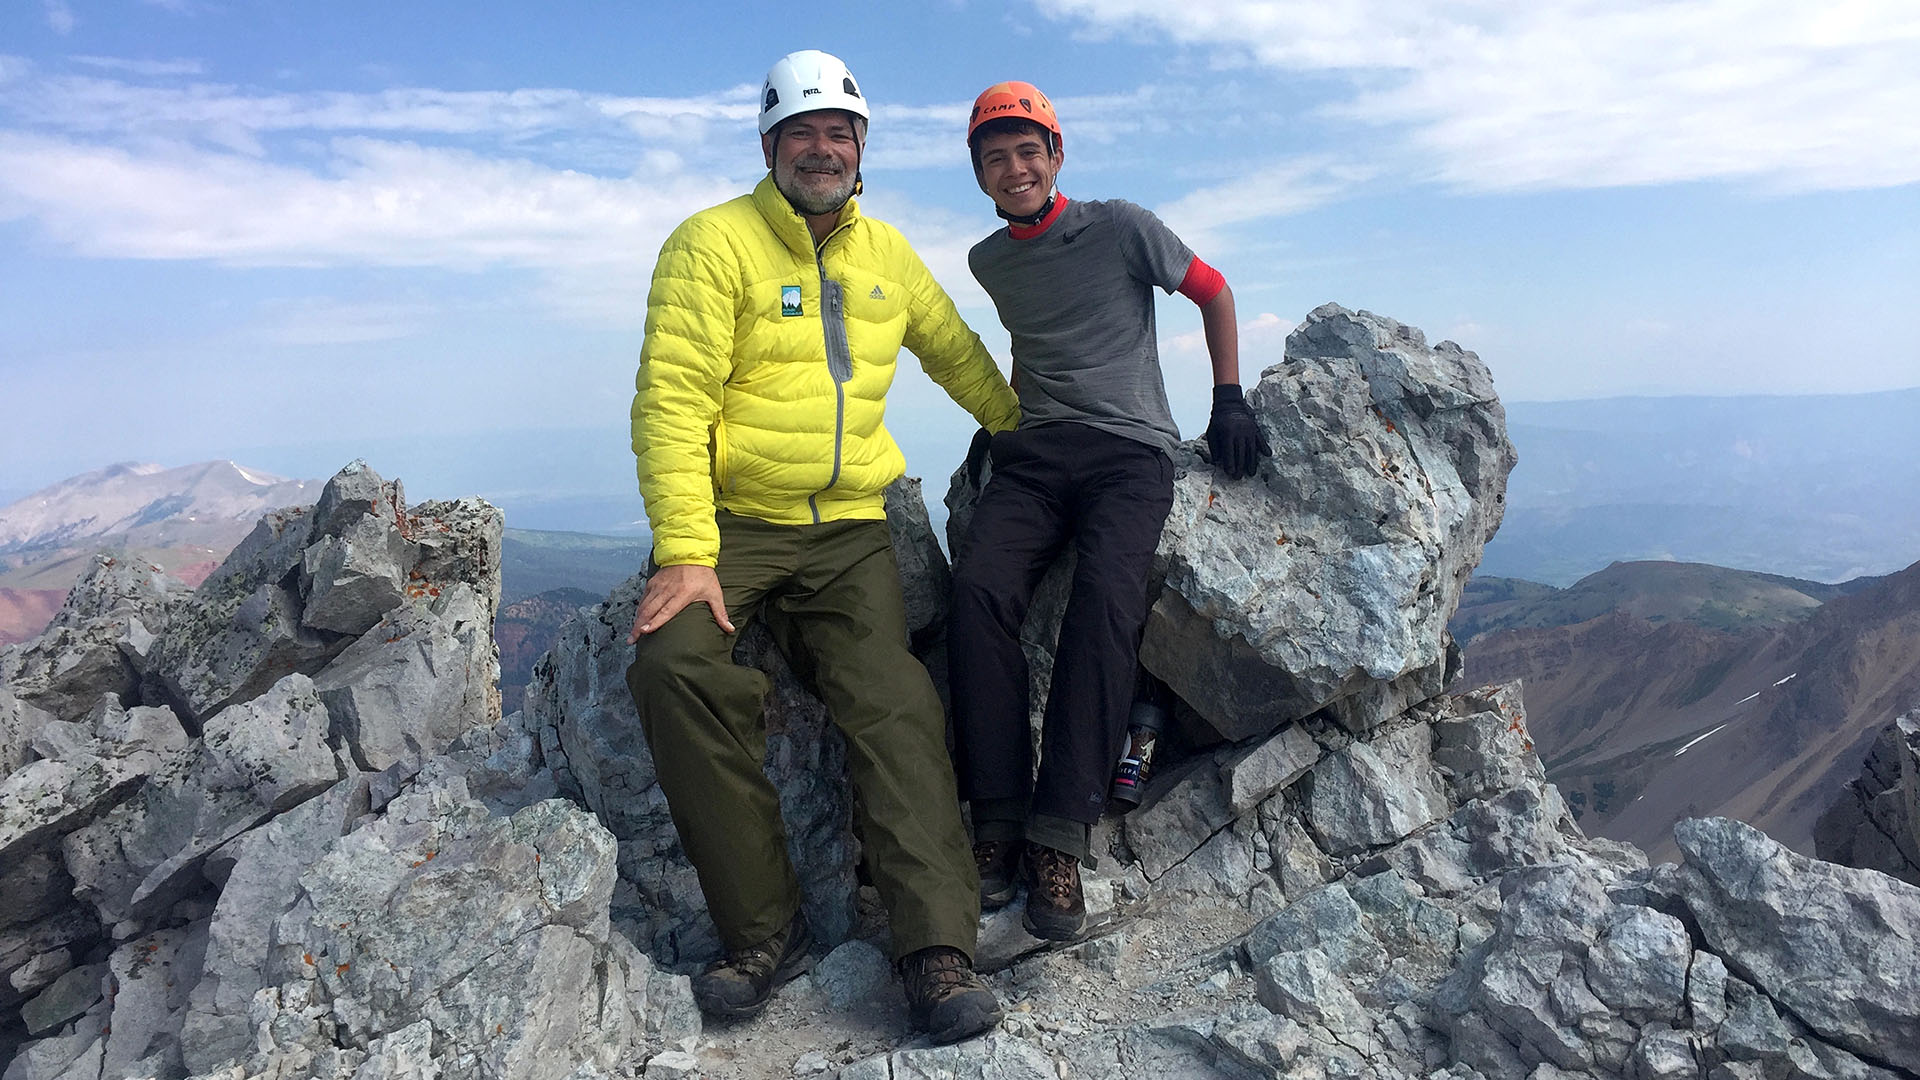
[968, 197, 1194, 455]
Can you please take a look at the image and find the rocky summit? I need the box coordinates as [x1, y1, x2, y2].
[3, 306, 1917, 1080]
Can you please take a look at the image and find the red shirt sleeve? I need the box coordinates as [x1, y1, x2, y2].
[1177, 256, 1226, 306]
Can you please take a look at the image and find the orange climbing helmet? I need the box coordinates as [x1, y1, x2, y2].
[966, 80, 1062, 153]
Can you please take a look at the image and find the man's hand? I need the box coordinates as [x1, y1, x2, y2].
[1204, 383, 1271, 480]
[627, 563, 734, 643]
[965, 427, 994, 489]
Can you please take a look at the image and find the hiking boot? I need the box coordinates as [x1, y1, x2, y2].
[690, 914, 813, 1020]
[974, 839, 1021, 911]
[899, 945, 1003, 1044]
[1022, 843, 1086, 941]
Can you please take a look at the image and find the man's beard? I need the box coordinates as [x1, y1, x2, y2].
[774, 154, 856, 216]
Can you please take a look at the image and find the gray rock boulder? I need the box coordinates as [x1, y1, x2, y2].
[300, 512, 416, 637]
[0, 699, 186, 866]
[1667, 816, 1920, 1074]
[98, 921, 211, 1079]
[257, 782, 645, 1079]
[18, 961, 105, 1037]
[0, 907, 95, 1024]
[1306, 720, 1453, 857]
[62, 673, 338, 929]
[1121, 722, 1322, 879]
[313, 582, 497, 772]
[1144, 304, 1510, 739]
[408, 496, 506, 630]
[179, 766, 369, 1075]
[146, 504, 331, 722]
[0, 686, 56, 776]
[0, 553, 189, 723]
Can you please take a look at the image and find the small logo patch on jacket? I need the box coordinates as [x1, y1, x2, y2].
[869, 285, 886, 300]
[781, 286, 803, 316]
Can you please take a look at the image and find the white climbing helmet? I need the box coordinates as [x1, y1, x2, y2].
[758, 49, 869, 135]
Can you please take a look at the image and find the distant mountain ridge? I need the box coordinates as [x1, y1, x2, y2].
[0, 460, 315, 555]
[1459, 557, 1920, 863]
[1453, 560, 1884, 646]
[0, 461, 320, 645]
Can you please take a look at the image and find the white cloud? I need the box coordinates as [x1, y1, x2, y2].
[1155, 156, 1370, 248]
[1039, 0, 1920, 193]
[69, 56, 206, 77]
[43, 0, 75, 34]
[1169, 310, 1296, 357]
[3, 78, 733, 145]
[0, 131, 733, 280]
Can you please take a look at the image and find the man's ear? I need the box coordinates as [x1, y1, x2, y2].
[761, 130, 777, 169]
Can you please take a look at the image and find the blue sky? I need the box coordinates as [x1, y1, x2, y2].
[3, 0, 1917, 513]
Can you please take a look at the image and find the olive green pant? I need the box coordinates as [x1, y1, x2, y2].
[626, 511, 980, 961]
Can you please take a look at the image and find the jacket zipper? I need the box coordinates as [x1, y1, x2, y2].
[810, 229, 853, 524]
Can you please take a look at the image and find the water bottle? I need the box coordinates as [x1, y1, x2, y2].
[1109, 694, 1168, 808]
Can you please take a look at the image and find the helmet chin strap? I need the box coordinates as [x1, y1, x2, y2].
[996, 187, 1056, 226]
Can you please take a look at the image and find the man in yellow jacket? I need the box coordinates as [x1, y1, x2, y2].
[624, 50, 1016, 1044]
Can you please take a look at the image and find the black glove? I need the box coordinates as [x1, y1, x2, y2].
[1204, 384, 1271, 480]
[964, 427, 994, 489]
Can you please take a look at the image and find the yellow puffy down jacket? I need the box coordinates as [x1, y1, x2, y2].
[634, 176, 1020, 568]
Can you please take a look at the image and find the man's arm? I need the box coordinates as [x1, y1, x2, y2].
[1198, 279, 1240, 388]
[628, 222, 738, 639]
[897, 243, 1021, 432]
[1175, 256, 1268, 479]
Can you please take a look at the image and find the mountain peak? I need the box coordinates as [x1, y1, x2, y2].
[0, 459, 317, 554]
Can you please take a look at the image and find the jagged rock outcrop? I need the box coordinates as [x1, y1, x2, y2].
[0, 555, 190, 726]
[6, 309, 1918, 1080]
[1815, 707, 1920, 885]
[0, 461, 691, 1080]
[142, 461, 503, 731]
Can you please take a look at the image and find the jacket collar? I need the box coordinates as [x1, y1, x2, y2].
[753, 174, 861, 259]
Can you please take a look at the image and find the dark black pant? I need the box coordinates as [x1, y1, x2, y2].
[948, 422, 1175, 827]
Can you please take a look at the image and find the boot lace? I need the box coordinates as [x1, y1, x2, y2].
[907, 947, 981, 1003]
[1029, 845, 1078, 901]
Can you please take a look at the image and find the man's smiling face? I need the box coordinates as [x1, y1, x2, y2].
[764, 110, 864, 217]
[976, 127, 1061, 220]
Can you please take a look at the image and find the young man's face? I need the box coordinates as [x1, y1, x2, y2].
[976, 128, 1062, 220]
[763, 110, 863, 217]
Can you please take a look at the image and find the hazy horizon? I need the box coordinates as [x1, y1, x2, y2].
[4, 2, 1917, 508]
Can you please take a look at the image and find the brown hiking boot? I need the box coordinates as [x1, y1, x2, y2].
[899, 945, 1003, 1044]
[691, 914, 813, 1020]
[1022, 843, 1086, 941]
[974, 839, 1021, 911]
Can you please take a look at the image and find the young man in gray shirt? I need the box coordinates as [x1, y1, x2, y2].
[948, 80, 1269, 940]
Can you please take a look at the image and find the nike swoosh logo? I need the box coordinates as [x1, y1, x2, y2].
[1062, 226, 1090, 244]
